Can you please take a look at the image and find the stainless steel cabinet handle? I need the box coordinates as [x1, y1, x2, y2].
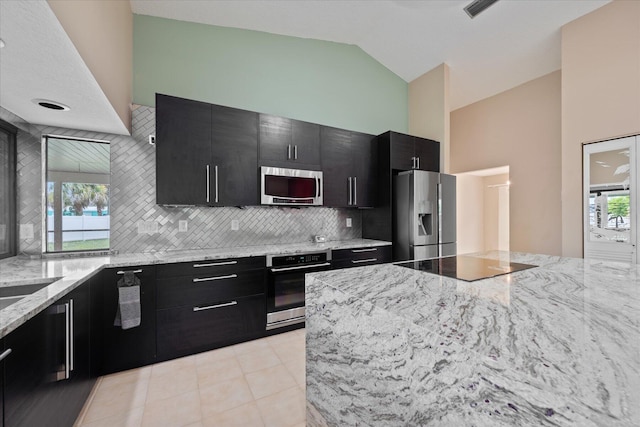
[410, 157, 415, 168]
[270, 262, 331, 273]
[193, 301, 237, 312]
[354, 176, 357, 205]
[69, 298, 74, 372]
[287, 144, 291, 160]
[206, 165, 210, 203]
[0, 348, 12, 362]
[351, 248, 378, 253]
[117, 269, 143, 275]
[417, 157, 420, 169]
[294, 145, 298, 160]
[351, 258, 378, 264]
[64, 302, 70, 380]
[348, 177, 352, 205]
[193, 260, 237, 268]
[316, 177, 321, 198]
[214, 165, 219, 203]
[193, 274, 237, 283]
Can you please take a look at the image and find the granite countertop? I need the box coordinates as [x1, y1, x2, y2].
[305, 251, 640, 426]
[0, 239, 390, 339]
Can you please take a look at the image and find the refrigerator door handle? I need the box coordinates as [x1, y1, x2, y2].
[437, 182, 443, 245]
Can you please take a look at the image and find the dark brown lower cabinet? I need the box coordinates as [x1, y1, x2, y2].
[157, 294, 265, 360]
[91, 266, 157, 376]
[3, 281, 94, 427]
[331, 245, 392, 270]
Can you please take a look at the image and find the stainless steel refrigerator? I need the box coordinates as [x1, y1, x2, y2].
[393, 170, 456, 261]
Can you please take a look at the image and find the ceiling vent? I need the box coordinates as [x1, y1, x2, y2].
[32, 99, 70, 111]
[464, 0, 500, 18]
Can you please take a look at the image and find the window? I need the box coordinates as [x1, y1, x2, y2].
[0, 120, 17, 259]
[45, 136, 110, 252]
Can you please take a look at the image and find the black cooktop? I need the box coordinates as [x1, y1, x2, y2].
[396, 255, 537, 282]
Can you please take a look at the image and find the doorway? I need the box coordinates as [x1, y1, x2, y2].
[583, 135, 638, 263]
[455, 166, 510, 254]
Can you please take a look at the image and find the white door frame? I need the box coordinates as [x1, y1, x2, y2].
[583, 136, 637, 263]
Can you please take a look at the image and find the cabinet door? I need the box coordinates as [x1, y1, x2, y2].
[259, 114, 292, 165]
[390, 132, 415, 170]
[156, 94, 212, 205]
[414, 137, 440, 172]
[3, 310, 50, 427]
[210, 105, 259, 206]
[92, 266, 156, 376]
[352, 132, 376, 207]
[320, 126, 352, 207]
[157, 294, 266, 360]
[291, 119, 320, 168]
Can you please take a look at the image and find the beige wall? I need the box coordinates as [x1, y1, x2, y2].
[409, 63, 450, 172]
[48, 0, 133, 133]
[561, 0, 640, 257]
[450, 71, 562, 256]
[455, 174, 484, 254]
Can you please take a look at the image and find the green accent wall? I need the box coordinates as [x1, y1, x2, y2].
[133, 15, 408, 135]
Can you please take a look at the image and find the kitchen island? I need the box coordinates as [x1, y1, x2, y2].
[305, 252, 639, 426]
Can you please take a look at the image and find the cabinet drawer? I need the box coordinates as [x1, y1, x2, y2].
[157, 269, 265, 309]
[332, 245, 392, 262]
[157, 294, 266, 359]
[156, 256, 265, 278]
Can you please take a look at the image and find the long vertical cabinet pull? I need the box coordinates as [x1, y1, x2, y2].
[64, 301, 70, 380]
[354, 176, 357, 206]
[69, 298, 74, 372]
[417, 157, 420, 169]
[206, 165, 210, 203]
[287, 144, 292, 160]
[348, 177, 352, 205]
[214, 165, 219, 203]
[294, 145, 298, 160]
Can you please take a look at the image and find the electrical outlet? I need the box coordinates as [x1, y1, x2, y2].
[231, 220, 239, 231]
[19, 223, 34, 239]
[346, 218, 352, 228]
[178, 220, 188, 232]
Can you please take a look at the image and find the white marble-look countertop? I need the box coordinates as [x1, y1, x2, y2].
[0, 239, 390, 339]
[305, 251, 640, 426]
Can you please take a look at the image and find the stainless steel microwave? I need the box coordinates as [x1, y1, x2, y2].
[260, 166, 323, 206]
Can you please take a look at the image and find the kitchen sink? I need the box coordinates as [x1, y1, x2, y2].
[0, 281, 54, 311]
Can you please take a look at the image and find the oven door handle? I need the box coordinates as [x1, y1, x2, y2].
[269, 262, 331, 273]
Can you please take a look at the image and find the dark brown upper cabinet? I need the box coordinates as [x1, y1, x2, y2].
[320, 126, 376, 208]
[156, 94, 258, 206]
[387, 131, 440, 172]
[258, 114, 321, 170]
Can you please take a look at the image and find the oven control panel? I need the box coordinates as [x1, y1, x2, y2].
[268, 250, 331, 267]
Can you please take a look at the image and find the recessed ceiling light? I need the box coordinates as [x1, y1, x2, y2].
[0, 38, 5, 48]
[32, 99, 70, 111]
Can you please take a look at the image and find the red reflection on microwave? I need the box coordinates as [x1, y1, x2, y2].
[265, 176, 315, 198]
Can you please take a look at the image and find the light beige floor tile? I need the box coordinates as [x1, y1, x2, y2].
[245, 364, 297, 400]
[231, 337, 270, 356]
[141, 390, 201, 427]
[283, 356, 306, 389]
[194, 346, 236, 365]
[83, 379, 149, 424]
[199, 377, 255, 419]
[196, 356, 243, 388]
[202, 402, 264, 427]
[271, 336, 305, 363]
[255, 386, 306, 427]
[265, 330, 299, 347]
[236, 347, 281, 374]
[80, 406, 144, 427]
[99, 366, 152, 390]
[151, 355, 196, 377]
[146, 365, 199, 403]
[183, 422, 204, 427]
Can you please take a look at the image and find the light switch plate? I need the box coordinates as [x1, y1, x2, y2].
[178, 220, 188, 232]
[346, 218, 352, 228]
[231, 220, 239, 231]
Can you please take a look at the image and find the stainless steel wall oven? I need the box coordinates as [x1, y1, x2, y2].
[266, 250, 331, 330]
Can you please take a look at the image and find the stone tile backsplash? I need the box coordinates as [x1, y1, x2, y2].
[8, 105, 362, 254]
